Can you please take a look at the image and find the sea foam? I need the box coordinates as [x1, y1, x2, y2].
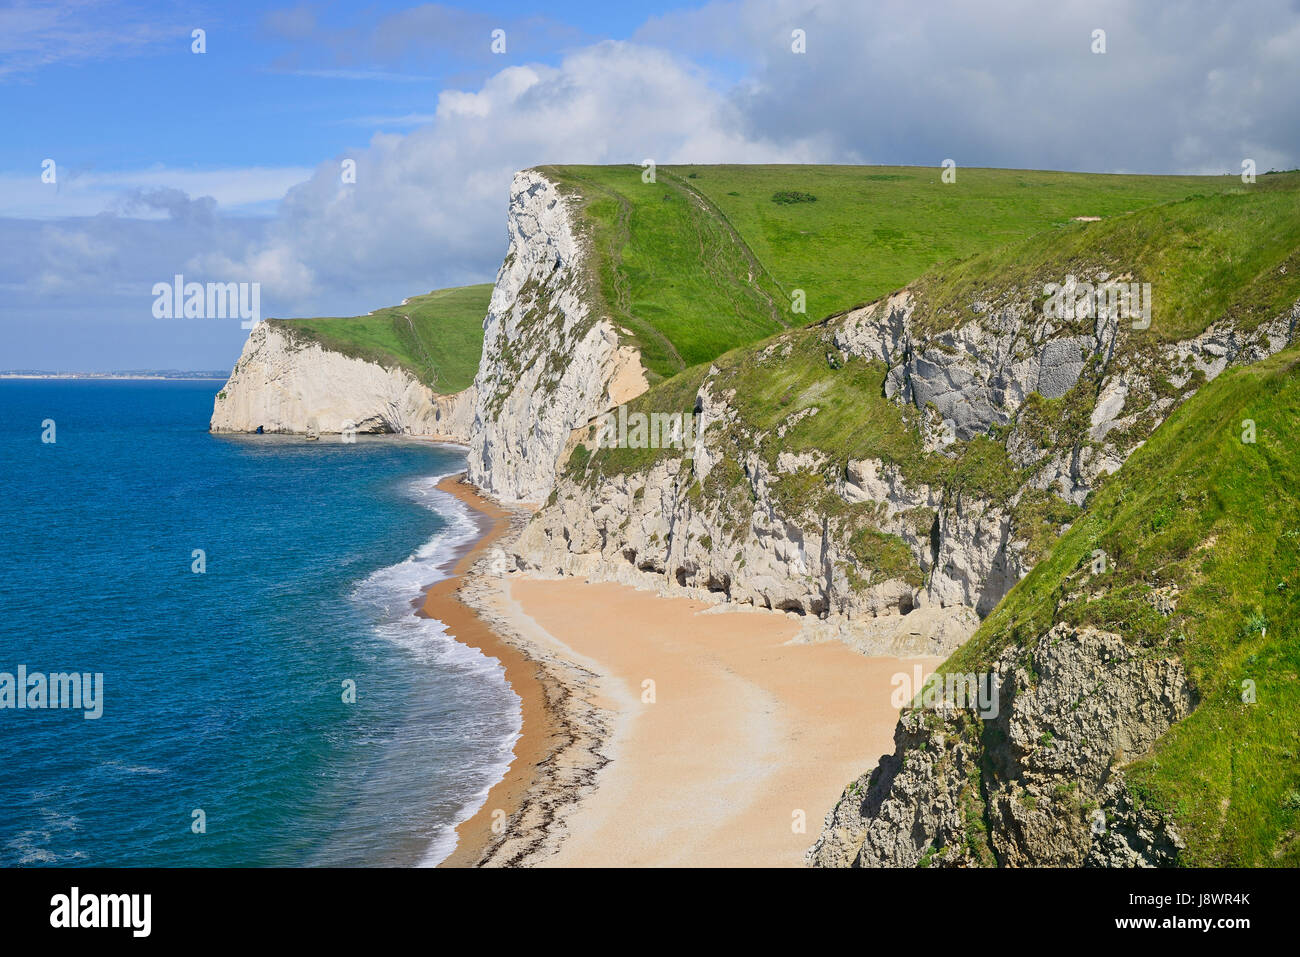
[349, 472, 521, 867]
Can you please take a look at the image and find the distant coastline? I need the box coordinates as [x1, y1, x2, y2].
[0, 372, 228, 380]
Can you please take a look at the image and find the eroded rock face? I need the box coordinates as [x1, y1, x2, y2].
[807, 624, 1195, 867]
[513, 287, 1297, 657]
[840, 289, 1297, 502]
[808, 706, 979, 869]
[1020, 304, 1300, 505]
[209, 320, 474, 439]
[929, 491, 1019, 615]
[466, 169, 647, 503]
[514, 386, 988, 657]
[847, 291, 1113, 445]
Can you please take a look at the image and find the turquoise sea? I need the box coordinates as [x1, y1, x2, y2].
[0, 379, 519, 866]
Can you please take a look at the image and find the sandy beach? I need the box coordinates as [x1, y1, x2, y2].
[418, 476, 563, 868]
[428, 474, 940, 867]
[506, 578, 940, 866]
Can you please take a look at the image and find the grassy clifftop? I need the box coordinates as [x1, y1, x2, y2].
[275, 283, 492, 394]
[544, 164, 1251, 382]
[577, 176, 1300, 541]
[908, 170, 1300, 342]
[674, 164, 1248, 321]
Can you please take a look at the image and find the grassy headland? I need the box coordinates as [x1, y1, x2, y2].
[275, 283, 492, 394]
[545, 164, 1255, 382]
[575, 174, 1300, 540]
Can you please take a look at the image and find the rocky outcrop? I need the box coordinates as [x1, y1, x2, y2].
[466, 169, 647, 503]
[1015, 302, 1299, 505]
[807, 623, 1195, 867]
[516, 435, 982, 656]
[512, 285, 1296, 656]
[210, 320, 475, 440]
[858, 297, 1105, 445]
[842, 285, 1298, 500]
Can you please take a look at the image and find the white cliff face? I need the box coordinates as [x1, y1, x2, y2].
[839, 285, 1120, 451]
[514, 370, 981, 656]
[840, 286, 1298, 502]
[516, 449, 974, 656]
[1012, 302, 1300, 504]
[209, 321, 475, 440]
[510, 282, 1298, 656]
[467, 169, 647, 503]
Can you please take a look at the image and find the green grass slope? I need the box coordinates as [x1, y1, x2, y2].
[544, 164, 1252, 382]
[275, 283, 492, 394]
[907, 170, 1300, 342]
[945, 346, 1300, 866]
[576, 178, 1300, 563]
[543, 165, 789, 379]
[679, 165, 1250, 322]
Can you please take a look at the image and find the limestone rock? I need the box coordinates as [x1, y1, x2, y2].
[466, 169, 648, 503]
[808, 624, 1195, 867]
[210, 320, 474, 439]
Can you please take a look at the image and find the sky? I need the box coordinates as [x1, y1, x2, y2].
[2, 0, 1298, 372]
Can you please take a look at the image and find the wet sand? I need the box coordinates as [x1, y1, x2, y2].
[418, 476, 558, 868]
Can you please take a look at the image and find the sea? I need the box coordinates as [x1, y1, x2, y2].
[0, 379, 519, 866]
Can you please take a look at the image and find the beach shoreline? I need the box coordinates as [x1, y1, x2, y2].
[422, 471, 944, 868]
[424, 475, 610, 867]
[418, 475, 549, 867]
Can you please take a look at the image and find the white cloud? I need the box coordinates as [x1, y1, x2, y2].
[201, 40, 827, 316]
[6, 0, 1299, 370]
[638, 0, 1300, 175]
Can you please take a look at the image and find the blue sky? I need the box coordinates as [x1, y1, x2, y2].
[2, 0, 1298, 371]
[1, 1, 660, 216]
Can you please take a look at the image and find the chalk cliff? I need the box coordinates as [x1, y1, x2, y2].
[508, 281, 1296, 657]
[466, 169, 647, 503]
[210, 320, 474, 440]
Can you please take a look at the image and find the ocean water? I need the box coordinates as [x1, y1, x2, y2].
[0, 379, 519, 866]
